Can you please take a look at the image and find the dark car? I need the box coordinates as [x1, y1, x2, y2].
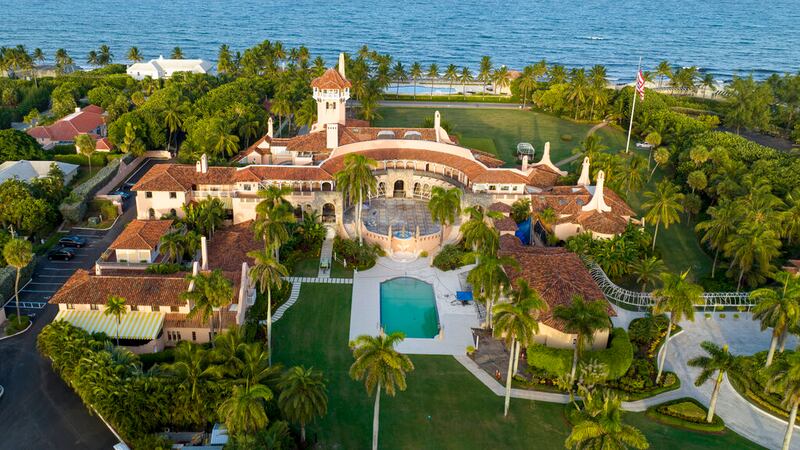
[110, 190, 132, 200]
[58, 235, 87, 248]
[47, 246, 76, 261]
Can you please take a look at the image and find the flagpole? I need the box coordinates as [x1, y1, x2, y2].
[625, 57, 642, 154]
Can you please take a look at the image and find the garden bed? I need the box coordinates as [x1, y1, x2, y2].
[727, 353, 799, 424]
[1, 314, 31, 337]
[646, 398, 725, 433]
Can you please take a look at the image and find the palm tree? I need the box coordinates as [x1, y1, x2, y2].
[171, 47, 184, 59]
[443, 64, 458, 100]
[211, 121, 240, 157]
[553, 296, 610, 382]
[217, 44, 235, 75]
[619, 154, 647, 196]
[783, 188, 800, 246]
[492, 65, 511, 97]
[182, 270, 233, 345]
[54, 48, 73, 75]
[271, 96, 291, 137]
[695, 201, 739, 279]
[567, 68, 590, 119]
[493, 279, 547, 415]
[688, 341, 738, 422]
[277, 366, 328, 444]
[751, 272, 800, 367]
[409, 62, 422, 99]
[766, 352, 800, 450]
[335, 154, 377, 245]
[467, 252, 518, 329]
[74, 133, 96, 176]
[163, 100, 186, 151]
[160, 230, 185, 263]
[390, 61, 407, 96]
[126, 46, 143, 63]
[349, 332, 414, 450]
[86, 50, 99, 67]
[478, 55, 492, 98]
[459, 66, 473, 96]
[427, 187, 461, 248]
[460, 206, 502, 254]
[427, 63, 439, 99]
[218, 384, 273, 442]
[656, 60, 672, 88]
[565, 390, 649, 449]
[518, 65, 537, 108]
[572, 134, 608, 166]
[103, 295, 127, 346]
[32, 47, 44, 65]
[642, 180, 685, 251]
[701, 73, 715, 97]
[725, 222, 782, 290]
[247, 249, 287, 365]
[3, 238, 32, 325]
[649, 147, 670, 180]
[254, 199, 294, 261]
[97, 44, 113, 66]
[629, 256, 666, 292]
[652, 270, 703, 383]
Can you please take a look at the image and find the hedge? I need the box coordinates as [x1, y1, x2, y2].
[527, 328, 633, 380]
[58, 154, 132, 223]
[646, 398, 725, 433]
[54, 152, 108, 167]
[0, 255, 41, 307]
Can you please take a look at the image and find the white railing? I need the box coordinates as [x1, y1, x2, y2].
[588, 261, 753, 310]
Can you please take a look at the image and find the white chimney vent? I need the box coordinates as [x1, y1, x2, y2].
[577, 157, 591, 186]
[582, 170, 612, 213]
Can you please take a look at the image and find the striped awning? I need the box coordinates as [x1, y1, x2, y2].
[54, 310, 166, 340]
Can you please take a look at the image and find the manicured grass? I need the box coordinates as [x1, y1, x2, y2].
[271, 283, 761, 449]
[375, 107, 627, 166]
[291, 256, 320, 277]
[331, 260, 353, 279]
[383, 93, 514, 103]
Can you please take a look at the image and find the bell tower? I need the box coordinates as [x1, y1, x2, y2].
[311, 52, 351, 132]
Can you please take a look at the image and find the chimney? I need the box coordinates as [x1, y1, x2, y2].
[75, 106, 81, 113]
[201, 236, 209, 270]
[582, 170, 612, 213]
[198, 153, 208, 174]
[267, 117, 274, 138]
[577, 157, 591, 186]
[326, 123, 339, 149]
[521, 155, 529, 172]
[236, 262, 249, 325]
[434, 111, 441, 130]
[338, 52, 346, 79]
[540, 142, 553, 166]
[188, 261, 200, 291]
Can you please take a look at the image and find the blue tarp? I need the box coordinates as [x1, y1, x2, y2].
[515, 217, 531, 245]
[456, 291, 473, 301]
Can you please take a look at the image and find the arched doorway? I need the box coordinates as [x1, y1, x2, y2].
[294, 205, 303, 219]
[148, 208, 155, 219]
[322, 203, 336, 223]
[393, 180, 405, 197]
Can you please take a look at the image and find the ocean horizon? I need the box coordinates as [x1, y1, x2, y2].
[2, 0, 799, 82]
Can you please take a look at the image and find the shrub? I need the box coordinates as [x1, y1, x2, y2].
[527, 328, 633, 380]
[0, 256, 39, 306]
[0, 129, 46, 162]
[138, 348, 175, 369]
[419, 250, 428, 258]
[332, 237, 383, 270]
[4, 314, 31, 335]
[646, 398, 725, 432]
[526, 344, 572, 377]
[561, 134, 573, 141]
[466, 345, 476, 355]
[432, 243, 474, 271]
[89, 199, 118, 221]
[54, 152, 108, 167]
[59, 155, 130, 223]
[145, 263, 183, 275]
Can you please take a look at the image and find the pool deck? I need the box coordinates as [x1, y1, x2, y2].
[349, 257, 480, 355]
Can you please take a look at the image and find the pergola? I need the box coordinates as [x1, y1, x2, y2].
[516, 142, 535, 158]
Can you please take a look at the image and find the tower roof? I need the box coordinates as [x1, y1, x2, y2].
[311, 68, 352, 90]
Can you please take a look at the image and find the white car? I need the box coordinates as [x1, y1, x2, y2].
[635, 142, 653, 149]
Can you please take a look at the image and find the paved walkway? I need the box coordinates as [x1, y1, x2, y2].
[317, 231, 335, 279]
[554, 120, 609, 168]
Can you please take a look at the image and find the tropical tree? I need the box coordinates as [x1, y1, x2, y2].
[159, 230, 185, 263]
[349, 332, 414, 450]
[459, 66, 473, 96]
[247, 249, 287, 365]
[565, 390, 649, 449]
[97, 44, 113, 66]
[629, 256, 665, 292]
[119, 121, 146, 156]
[3, 238, 32, 325]
[492, 65, 511, 97]
[104, 295, 127, 346]
[171, 47, 185, 59]
[427, 63, 439, 99]
[695, 201, 740, 278]
[409, 62, 422, 99]
[652, 271, 703, 383]
[766, 352, 800, 450]
[218, 384, 273, 442]
[427, 186, 461, 248]
[642, 180, 684, 250]
[335, 153, 377, 245]
[518, 65, 537, 108]
[493, 279, 546, 415]
[619, 154, 647, 196]
[567, 68, 590, 119]
[467, 252, 517, 329]
[553, 296, 610, 382]
[572, 134, 608, 164]
[687, 341, 738, 422]
[649, 146, 670, 180]
[182, 270, 234, 345]
[163, 100, 187, 151]
[277, 366, 328, 444]
[86, 50, 99, 67]
[656, 60, 672, 88]
[217, 44, 235, 75]
[478, 56, 492, 98]
[460, 206, 502, 254]
[390, 61, 407, 96]
[783, 188, 800, 246]
[444, 64, 458, 100]
[74, 133, 96, 176]
[54, 48, 73, 75]
[751, 272, 800, 367]
[126, 46, 143, 63]
[724, 222, 782, 290]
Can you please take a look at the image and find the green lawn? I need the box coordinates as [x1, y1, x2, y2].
[271, 283, 761, 449]
[331, 260, 353, 279]
[291, 256, 320, 277]
[375, 107, 627, 166]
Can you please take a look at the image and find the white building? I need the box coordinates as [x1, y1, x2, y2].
[127, 56, 213, 80]
[0, 160, 79, 184]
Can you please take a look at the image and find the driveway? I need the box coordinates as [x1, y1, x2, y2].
[0, 157, 162, 450]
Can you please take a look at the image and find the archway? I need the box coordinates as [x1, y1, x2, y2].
[148, 208, 155, 220]
[294, 205, 303, 219]
[393, 180, 405, 197]
[322, 203, 336, 223]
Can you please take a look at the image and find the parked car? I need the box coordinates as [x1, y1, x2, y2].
[58, 235, 87, 248]
[47, 246, 76, 261]
[110, 190, 132, 200]
[123, 181, 136, 190]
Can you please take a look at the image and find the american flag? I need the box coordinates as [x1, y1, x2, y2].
[636, 70, 646, 100]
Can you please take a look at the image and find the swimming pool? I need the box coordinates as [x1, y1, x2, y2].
[380, 277, 439, 339]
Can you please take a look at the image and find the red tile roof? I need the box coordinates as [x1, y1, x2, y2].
[132, 164, 236, 191]
[27, 105, 105, 142]
[95, 137, 112, 151]
[110, 220, 174, 250]
[493, 216, 518, 232]
[50, 270, 189, 306]
[311, 68, 352, 90]
[558, 210, 630, 235]
[320, 148, 488, 180]
[206, 221, 261, 272]
[234, 166, 333, 182]
[489, 202, 512, 213]
[473, 169, 529, 184]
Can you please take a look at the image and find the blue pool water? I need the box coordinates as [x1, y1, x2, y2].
[380, 277, 439, 339]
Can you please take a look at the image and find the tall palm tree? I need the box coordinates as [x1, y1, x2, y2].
[254, 200, 294, 260]
[642, 180, 685, 251]
[467, 252, 518, 329]
[553, 296, 610, 382]
[409, 62, 422, 99]
[163, 100, 186, 151]
[724, 222, 782, 290]
[278, 366, 328, 444]
[171, 47, 184, 59]
[565, 390, 649, 450]
[86, 50, 99, 67]
[619, 154, 647, 196]
[271, 96, 291, 137]
[166, 341, 215, 402]
[493, 279, 547, 415]
[478, 55, 492, 98]
[126, 46, 143, 63]
[160, 230, 185, 263]
[629, 256, 666, 292]
[211, 121, 240, 157]
[217, 384, 273, 442]
[518, 65, 537, 108]
[3, 238, 32, 325]
[460, 206, 502, 254]
[444, 64, 458, 100]
[75, 133, 96, 176]
[783, 188, 800, 246]
[459, 66, 473, 96]
[656, 60, 672, 88]
[335, 154, 377, 245]
[54, 48, 73, 75]
[427, 186, 461, 247]
[97, 44, 113, 66]
[217, 44, 235, 75]
[652, 270, 703, 383]
[104, 295, 127, 346]
[247, 249, 287, 365]
[427, 63, 439, 99]
[751, 272, 800, 367]
[766, 352, 800, 450]
[688, 341, 738, 422]
[695, 201, 740, 279]
[349, 332, 414, 450]
[390, 61, 407, 96]
[492, 65, 511, 97]
[182, 270, 233, 345]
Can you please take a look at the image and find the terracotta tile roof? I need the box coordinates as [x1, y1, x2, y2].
[471, 150, 505, 168]
[489, 202, 512, 213]
[526, 166, 563, 188]
[206, 221, 261, 272]
[132, 164, 236, 191]
[473, 169, 529, 184]
[320, 148, 487, 180]
[558, 210, 630, 235]
[95, 137, 112, 151]
[493, 216, 518, 232]
[498, 240, 613, 332]
[234, 166, 332, 182]
[110, 220, 174, 250]
[311, 68, 352, 90]
[50, 270, 189, 306]
[27, 105, 105, 142]
[531, 187, 592, 215]
[345, 118, 371, 127]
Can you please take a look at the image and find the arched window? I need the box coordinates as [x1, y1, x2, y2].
[148, 208, 155, 219]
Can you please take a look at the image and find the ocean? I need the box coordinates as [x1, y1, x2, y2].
[2, 0, 799, 82]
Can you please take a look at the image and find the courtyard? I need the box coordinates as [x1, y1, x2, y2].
[344, 197, 442, 236]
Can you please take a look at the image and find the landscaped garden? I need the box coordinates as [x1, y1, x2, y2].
[271, 283, 762, 449]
